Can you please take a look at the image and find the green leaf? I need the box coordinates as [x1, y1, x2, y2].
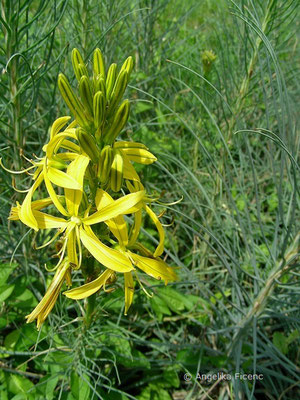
[135, 101, 153, 114]
[138, 383, 171, 400]
[14, 324, 47, 351]
[0, 263, 18, 284]
[287, 329, 299, 345]
[150, 295, 171, 321]
[273, 332, 289, 355]
[157, 287, 186, 313]
[163, 367, 180, 388]
[37, 375, 58, 400]
[0, 284, 15, 302]
[70, 371, 90, 400]
[4, 329, 20, 351]
[6, 374, 34, 396]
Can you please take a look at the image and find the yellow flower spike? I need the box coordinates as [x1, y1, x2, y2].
[26, 259, 71, 329]
[64, 269, 114, 300]
[124, 272, 134, 315]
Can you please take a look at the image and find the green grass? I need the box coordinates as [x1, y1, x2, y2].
[0, 0, 299, 399]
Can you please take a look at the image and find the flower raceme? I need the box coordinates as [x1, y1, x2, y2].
[5, 48, 178, 328]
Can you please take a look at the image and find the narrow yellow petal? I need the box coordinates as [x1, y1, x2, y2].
[83, 190, 145, 226]
[43, 168, 69, 216]
[95, 189, 128, 246]
[31, 197, 54, 210]
[26, 261, 70, 327]
[145, 205, 165, 257]
[64, 155, 89, 215]
[121, 148, 157, 165]
[32, 210, 68, 229]
[124, 272, 134, 315]
[50, 116, 71, 140]
[114, 141, 148, 150]
[66, 226, 78, 266]
[64, 269, 113, 299]
[80, 226, 134, 272]
[59, 140, 80, 154]
[47, 167, 81, 189]
[128, 208, 142, 246]
[45, 130, 77, 159]
[19, 172, 44, 231]
[129, 252, 177, 283]
[122, 152, 140, 181]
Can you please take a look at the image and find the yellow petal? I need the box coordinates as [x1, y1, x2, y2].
[50, 116, 71, 140]
[114, 141, 148, 150]
[43, 168, 69, 216]
[129, 252, 177, 283]
[145, 205, 165, 257]
[128, 209, 142, 246]
[31, 197, 54, 210]
[32, 210, 68, 229]
[26, 261, 70, 327]
[59, 140, 80, 154]
[64, 155, 89, 215]
[83, 190, 145, 226]
[45, 130, 77, 159]
[19, 172, 44, 231]
[80, 226, 134, 272]
[124, 272, 134, 315]
[122, 152, 140, 181]
[64, 269, 113, 299]
[95, 189, 128, 246]
[47, 167, 81, 189]
[121, 148, 157, 165]
[66, 225, 78, 266]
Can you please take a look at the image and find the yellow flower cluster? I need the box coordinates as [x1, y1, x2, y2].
[4, 48, 177, 329]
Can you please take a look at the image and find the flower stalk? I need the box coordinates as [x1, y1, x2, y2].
[4, 47, 178, 329]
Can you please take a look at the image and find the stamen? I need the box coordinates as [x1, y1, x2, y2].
[134, 271, 153, 298]
[0, 158, 35, 174]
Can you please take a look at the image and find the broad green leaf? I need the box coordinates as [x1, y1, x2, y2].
[0, 284, 15, 302]
[0, 263, 17, 284]
[70, 371, 90, 400]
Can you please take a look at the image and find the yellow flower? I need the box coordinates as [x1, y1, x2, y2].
[10, 155, 146, 272]
[3, 117, 82, 231]
[64, 189, 177, 314]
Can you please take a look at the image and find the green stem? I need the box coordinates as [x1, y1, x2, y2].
[84, 293, 97, 328]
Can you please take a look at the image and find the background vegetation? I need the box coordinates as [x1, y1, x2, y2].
[0, 0, 299, 399]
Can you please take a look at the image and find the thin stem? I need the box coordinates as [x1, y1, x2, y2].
[84, 293, 97, 328]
